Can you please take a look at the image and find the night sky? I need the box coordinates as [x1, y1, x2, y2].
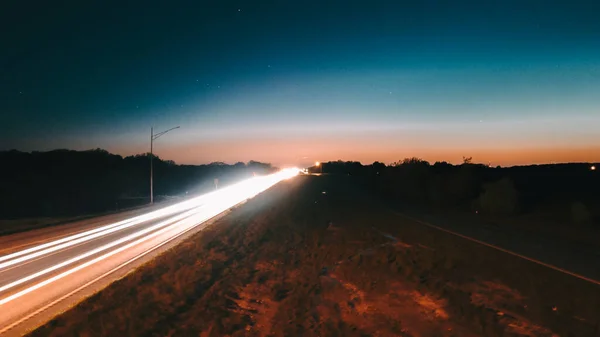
[2, 1, 599, 167]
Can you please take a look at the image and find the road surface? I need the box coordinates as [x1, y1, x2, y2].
[0, 169, 298, 336]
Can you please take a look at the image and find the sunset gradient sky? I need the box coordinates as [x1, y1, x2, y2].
[1, 1, 599, 167]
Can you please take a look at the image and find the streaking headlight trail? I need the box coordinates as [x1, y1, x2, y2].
[0, 168, 299, 309]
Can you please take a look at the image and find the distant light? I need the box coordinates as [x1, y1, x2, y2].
[315, 161, 320, 167]
[592, 165, 596, 171]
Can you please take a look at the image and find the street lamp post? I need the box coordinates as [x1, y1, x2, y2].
[315, 161, 321, 174]
[150, 126, 180, 204]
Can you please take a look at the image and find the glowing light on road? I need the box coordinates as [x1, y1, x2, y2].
[0, 211, 209, 306]
[0, 169, 298, 269]
[0, 191, 217, 265]
[0, 208, 204, 294]
[0, 168, 299, 306]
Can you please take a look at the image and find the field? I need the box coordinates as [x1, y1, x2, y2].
[29, 175, 600, 336]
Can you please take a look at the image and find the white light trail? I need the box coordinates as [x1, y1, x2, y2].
[0, 214, 181, 271]
[0, 207, 203, 294]
[0, 169, 298, 269]
[0, 218, 140, 264]
[0, 209, 210, 306]
[0, 198, 207, 265]
[0, 168, 299, 306]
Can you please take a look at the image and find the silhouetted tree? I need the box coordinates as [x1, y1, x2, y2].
[477, 177, 519, 216]
[371, 161, 386, 173]
[0, 150, 274, 220]
[571, 201, 592, 224]
[392, 157, 430, 167]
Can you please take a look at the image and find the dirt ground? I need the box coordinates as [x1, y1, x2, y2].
[29, 175, 600, 337]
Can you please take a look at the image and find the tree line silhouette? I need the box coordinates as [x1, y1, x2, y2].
[2, 149, 598, 227]
[310, 158, 599, 225]
[0, 149, 275, 219]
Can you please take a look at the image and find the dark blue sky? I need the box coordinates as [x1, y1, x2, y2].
[1, 0, 599, 165]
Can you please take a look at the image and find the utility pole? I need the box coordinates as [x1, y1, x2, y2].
[150, 126, 180, 204]
[150, 127, 153, 204]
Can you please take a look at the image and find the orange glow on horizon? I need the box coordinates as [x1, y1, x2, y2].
[125, 136, 600, 168]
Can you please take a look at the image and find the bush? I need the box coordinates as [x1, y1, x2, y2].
[477, 178, 519, 216]
[448, 165, 482, 204]
[427, 175, 447, 208]
[571, 201, 592, 224]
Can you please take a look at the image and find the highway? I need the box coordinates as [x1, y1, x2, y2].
[0, 169, 298, 336]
